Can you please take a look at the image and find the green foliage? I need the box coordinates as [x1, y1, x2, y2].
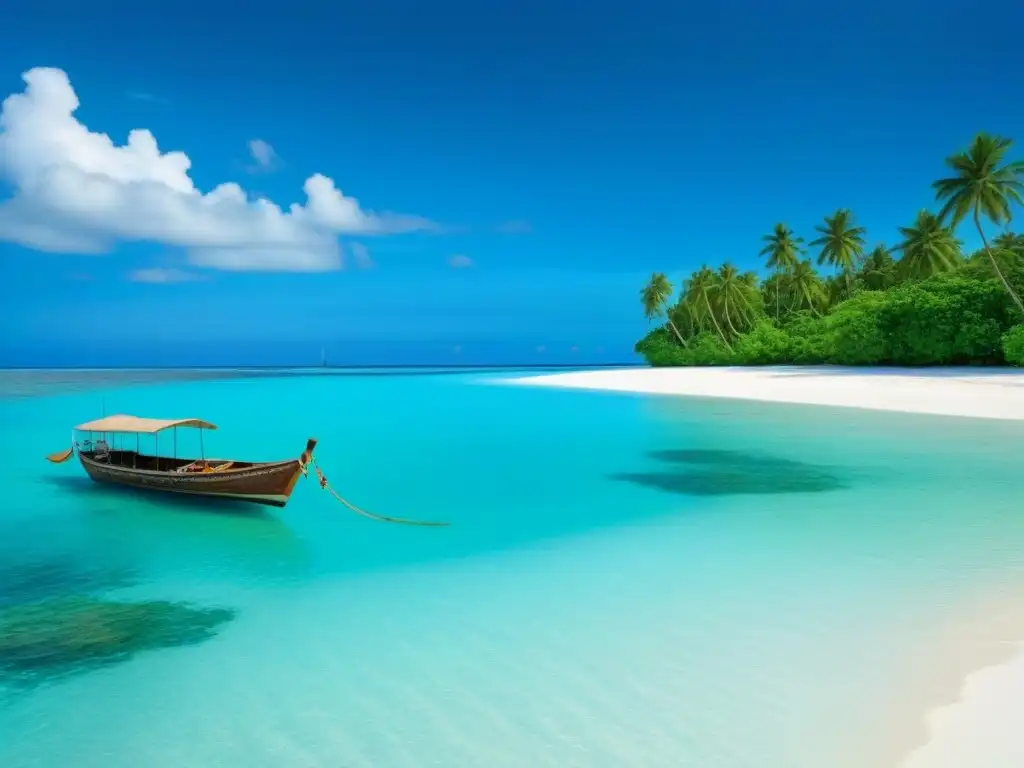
[893, 210, 962, 280]
[634, 327, 686, 366]
[781, 312, 829, 363]
[636, 132, 1024, 367]
[857, 245, 899, 291]
[760, 223, 804, 319]
[638, 272, 1018, 367]
[640, 272, 673, 322]
[961, 248, 1024, 299]
[1002, 325, 1024, 366]
[933, 133, 1024, 314]
[811, 209, 866, 292]
[819, 291, 889, 364]
[636, 330, 733, 366]
[787, 260, 828, 314]
[731, 321, 793, 364]
[880, 277, 1010, 364]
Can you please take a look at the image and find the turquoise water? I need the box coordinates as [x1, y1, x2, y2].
[2, 370, 1024, 767]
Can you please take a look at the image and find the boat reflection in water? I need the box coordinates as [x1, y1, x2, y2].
[43, 474, 315, 585]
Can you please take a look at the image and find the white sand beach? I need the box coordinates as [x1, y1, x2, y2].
[899, 646, 1024, 768]
[502, 365, 1024, 767]
[503, 365, 1024, 421]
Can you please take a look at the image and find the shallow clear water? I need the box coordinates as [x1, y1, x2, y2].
[1, 370, 1023, 767]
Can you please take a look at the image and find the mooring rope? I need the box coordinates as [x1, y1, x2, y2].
[302, 459, 449, 527]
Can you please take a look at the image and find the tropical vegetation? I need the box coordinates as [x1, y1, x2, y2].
[637, 133, 1024, 367]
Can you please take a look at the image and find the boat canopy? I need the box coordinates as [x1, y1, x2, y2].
[75, 415, 218, 433]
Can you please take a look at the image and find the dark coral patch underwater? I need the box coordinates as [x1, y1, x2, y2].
[611, 448, 847, 496]
[0, 546, 236, 688]
[0, 596, 235, 686]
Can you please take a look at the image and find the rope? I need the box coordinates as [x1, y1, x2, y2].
[304, 459, 449, 527]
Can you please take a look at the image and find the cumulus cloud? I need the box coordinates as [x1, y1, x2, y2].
[0, 67, 435, 272]
[128, 267, 201, 283]
[447, 253, 473, 268]
[247, 139, 278, 172]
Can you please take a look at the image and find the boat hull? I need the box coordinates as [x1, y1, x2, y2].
[78, 454, 305, 508]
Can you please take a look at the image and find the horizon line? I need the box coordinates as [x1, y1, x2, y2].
[0, 362, 644, 372]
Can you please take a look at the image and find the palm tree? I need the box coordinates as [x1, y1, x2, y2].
[933, 133, 1024, 314]
[810, 209, 866, 297]
[858, 244, 897, 291]
[788, 260, 827, 314]
[759, 223, 804, 319]
[640, 272, 688, 347]
[684, 267, 732, 350]
[993, 232, 1024, 258]
[713, 263, 758, 336]
[740, 270, 762, 316]
[668, 299, 700, 339]
[893, 210, 962, 280]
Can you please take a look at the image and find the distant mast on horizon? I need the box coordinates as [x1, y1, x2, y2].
[321, 346, 327, 368]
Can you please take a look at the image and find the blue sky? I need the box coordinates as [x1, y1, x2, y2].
[1, 0, 1022, 366]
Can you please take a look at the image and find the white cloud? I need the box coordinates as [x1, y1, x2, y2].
[0, 67, 435, 272]
[349, 242, 374, 269]
[447, 253, 473, 268]
[247, 139, 278, 171]
[128, 267, 201, 283]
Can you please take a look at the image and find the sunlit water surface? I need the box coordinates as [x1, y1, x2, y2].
[1, 370, 1023, 767]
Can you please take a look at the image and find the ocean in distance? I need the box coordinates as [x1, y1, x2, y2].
[1, 368, 1023, 767]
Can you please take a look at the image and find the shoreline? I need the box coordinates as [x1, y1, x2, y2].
[501, 365, 1024, 767]
[499, 365, 1024, 421]
[898, 645, 1024, 768]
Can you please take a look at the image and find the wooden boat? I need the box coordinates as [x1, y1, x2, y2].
[46, 414, 317, 508]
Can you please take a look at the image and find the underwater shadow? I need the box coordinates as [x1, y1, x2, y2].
[611, 447, 848, 497]
[44, 475, 274, 519]
[0, 544, 238, 689]
[0, 596, 236, 688]
[647, 448, 819, 471]
[41, 475, 312, 581]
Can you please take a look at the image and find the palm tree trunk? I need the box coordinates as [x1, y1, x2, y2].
[975, 207, 1024, 315]
[800, 289, 821, 316]
[787, 287, 800, 313]
[666, 318, 689, 348]
[723, 302, 740, 337]
[703, 294, 733, 351]
[775, 270, 781, 320]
